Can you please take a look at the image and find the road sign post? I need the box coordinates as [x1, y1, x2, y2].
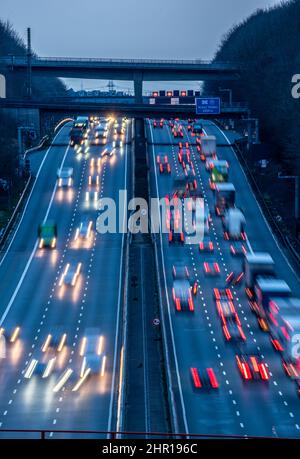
[195, 97, 221, 115]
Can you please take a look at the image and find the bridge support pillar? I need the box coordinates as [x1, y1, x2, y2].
[133, 73, 143, 104]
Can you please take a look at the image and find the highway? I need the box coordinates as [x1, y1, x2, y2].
[0, 113, 300, 439]
[146, 118, 300, 438]
[0, 118, 130, 438]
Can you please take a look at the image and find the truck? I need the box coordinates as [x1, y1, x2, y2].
[200, 135, 216, 161]
[247, 271, 291, 331]
[38, 220, 57, 249]
[214, 183, 235, 216]
[172, 174, 188, 199]
[208, 160, 229, 189]
[57, 167, 73, 187]
[69, 127, 84, 146]
[244, 252, 275, 291]
[267, 307, 300, 392]
[223, 208, 246, 240]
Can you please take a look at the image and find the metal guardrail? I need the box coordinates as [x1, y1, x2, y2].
[0, 428, 289, 439]
[0, 175, 32, 248]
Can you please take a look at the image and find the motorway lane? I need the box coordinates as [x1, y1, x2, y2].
[147, 119, 300, 438]
[0, 120, 130, 437]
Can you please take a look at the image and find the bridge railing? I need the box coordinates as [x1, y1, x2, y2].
[0, 428, 286, 439]
[0, 55, 241, 69]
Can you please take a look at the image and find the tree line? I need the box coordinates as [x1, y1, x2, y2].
[205, 0, 300, 174]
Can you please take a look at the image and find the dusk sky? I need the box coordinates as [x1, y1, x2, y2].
[1, 0, 288, 91]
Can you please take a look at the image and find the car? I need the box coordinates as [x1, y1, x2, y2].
[172, 263, 198, 295]
[187, 178, 198, 193]
[225, 271, 244, 287]
[178, 149, 191, 165]
[88, 175, 100, 188]
[215, 300, 240, 325]
[213, 286, 234, 301]
[199, 235, 214, 253]
[156, 155, 171, 174]
[168, 229, 185, 245]
[79, 332, 106, 378]
[57, 167, 73, 187]
[85, 191, 98, 203]
[166, 202, 182, 232]
[172, 279, 194, 312]
[223, 316, 246, 342]
[190, 367, 219, 390]
[101, 148, 115, 158]
[74, 220, 93, 241]
[59, 262, 82, 287]
[203, 260, 221, 276]
[230, 241, 247, 257]
[236, 345, 269, 381]
[0, 326, 20, 345]
[172, 126, 184, 138]
[24, 356, 56, 379]
[172, 263, 189, 280]
[41, 329, 67, 353]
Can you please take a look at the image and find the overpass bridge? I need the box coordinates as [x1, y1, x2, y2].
[0, 96, 249, 138]
[0, 56, 241, 102]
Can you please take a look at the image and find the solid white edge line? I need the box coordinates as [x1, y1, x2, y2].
[211, 121, 299, 279]
[107, 124, 129, 436]
[0, 124, 71, 268]
[0, 143, 71, 327]
[148, 119, 189, 435]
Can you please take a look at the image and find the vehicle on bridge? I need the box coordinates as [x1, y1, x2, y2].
[38, 220, 57, 249]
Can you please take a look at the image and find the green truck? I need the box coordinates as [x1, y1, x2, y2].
[38, 220, 57, 249]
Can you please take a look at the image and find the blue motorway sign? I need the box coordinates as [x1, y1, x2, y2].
[196, 97, 221, 115]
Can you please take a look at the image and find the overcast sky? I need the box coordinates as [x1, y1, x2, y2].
[1, 0, 287, 91]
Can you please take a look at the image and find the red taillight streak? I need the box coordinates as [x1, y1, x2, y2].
[271, 339, 283, 351]
[191, 368, 202, 388]
[226, 289, 233, 300]
[259, 364, 269, 380]
[235, 272, 244, 284]
[175, 298, 181, 311]
[207, 368, 219, 388]
[214, 289, 220, 300]
[223, 325, 231, 340]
